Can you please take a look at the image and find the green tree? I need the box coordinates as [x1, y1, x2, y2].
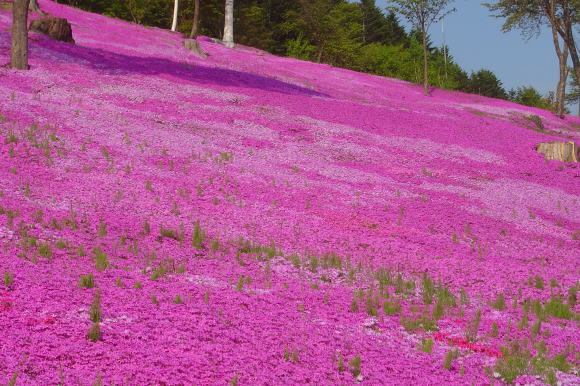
[387, 0, 456, 95]
[359, 0, 407, 45]
[466, 69, 508, 99]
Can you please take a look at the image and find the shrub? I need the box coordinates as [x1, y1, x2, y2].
[79, 274, 95, 289]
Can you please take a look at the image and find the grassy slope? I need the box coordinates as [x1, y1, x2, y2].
[0, 1, 579, 384]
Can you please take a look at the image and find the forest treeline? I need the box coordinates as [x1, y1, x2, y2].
[53, 0, 572, 112]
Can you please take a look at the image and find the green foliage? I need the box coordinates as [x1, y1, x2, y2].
[89, 290, 102, 323]
[79, 274, 95, 289]
[87, 322, 101, 342]
[420, 337, 434, 353]
[492, 292, 506, 310]
[38, 243, 53, 259]
[192, 221, 205, 249]
[3, 271, 14, 287]
[544, 296, 574, 320]
[494, 341, 531, 384]
[465, 309, 482, 342]
[349, 355, 362, 377]
[93, 247, 109, 271]
[400, 314, 438, 332]
[463, 69, 508, 99]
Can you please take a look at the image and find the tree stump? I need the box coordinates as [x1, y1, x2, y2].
[536, 141, 579, 163]
[184, 39, 207, 58]
[30, 17, 75, 44]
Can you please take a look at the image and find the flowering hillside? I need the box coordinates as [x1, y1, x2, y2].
[0, 1, 579, 385]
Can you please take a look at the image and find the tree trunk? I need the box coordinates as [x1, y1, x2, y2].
[171, 0, 179, 32]
[556, 49, 568, 117]
[189, 0, 200, 39]
[546, 1, 567, 117]
[29, 0, 42, 13]
[11, 0, 31, 70]
[551, 1, 580, 111]
[422, 27, 429, 96]
[223, 0, 234, 48]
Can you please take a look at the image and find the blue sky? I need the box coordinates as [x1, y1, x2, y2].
[374, 0, 560, 96]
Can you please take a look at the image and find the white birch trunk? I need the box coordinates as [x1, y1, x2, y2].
[171, 0, 179, 32]
[223, 0, 234, 48]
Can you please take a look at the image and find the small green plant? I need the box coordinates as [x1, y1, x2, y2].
[229, 374, 239, 386]
[79, 274, 95, 289]
[534, 275, 545, 290]
[160, 226, 182, 241]
[116, 278, 122, 287]
[420, 337, 434, 353]
[494, 341, 531, 384]
[337, 352, 345, 372]
[8, 370, 18, 386]
[421, 274, 435, 305]
[97, 220, 107, 237]
[236, 276, 245, 291]
[93, 247, 109, 271]
[292, 349, 299, 362]
[382, 300, 401, 316]
[443, 350, 453, 370]
[3, 271, 14, 287]
[400, 314, 438, 333]
[38, 243, 53, 259]
[544, 296, 573, 320]
[150, 295, 159, 306]
[192, 221, 205, 249]
[492, 293, 506, 310]
[134, 281, 142, 289]
[89, 290, 101, 323]
[349, 355, 362, 377]
[490, 322, 499, 338]
[465, 309, 482, 342]
[145, 180, 153, 192]
[87, 323, 101, 342]
[173, 295, 183, 304]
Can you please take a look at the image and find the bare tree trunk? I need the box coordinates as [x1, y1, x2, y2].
[223, 0, 234, 48]
[189, 0, 200, 39]
[171, 0, 179, 32]
[11, 0, 31, 70]
[556, 49, 569, 117]
[558, 1, 580, 104]
[546, 1, 567, 117]
[29, 0, 42, 13]
[422, 27, 429, 96]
